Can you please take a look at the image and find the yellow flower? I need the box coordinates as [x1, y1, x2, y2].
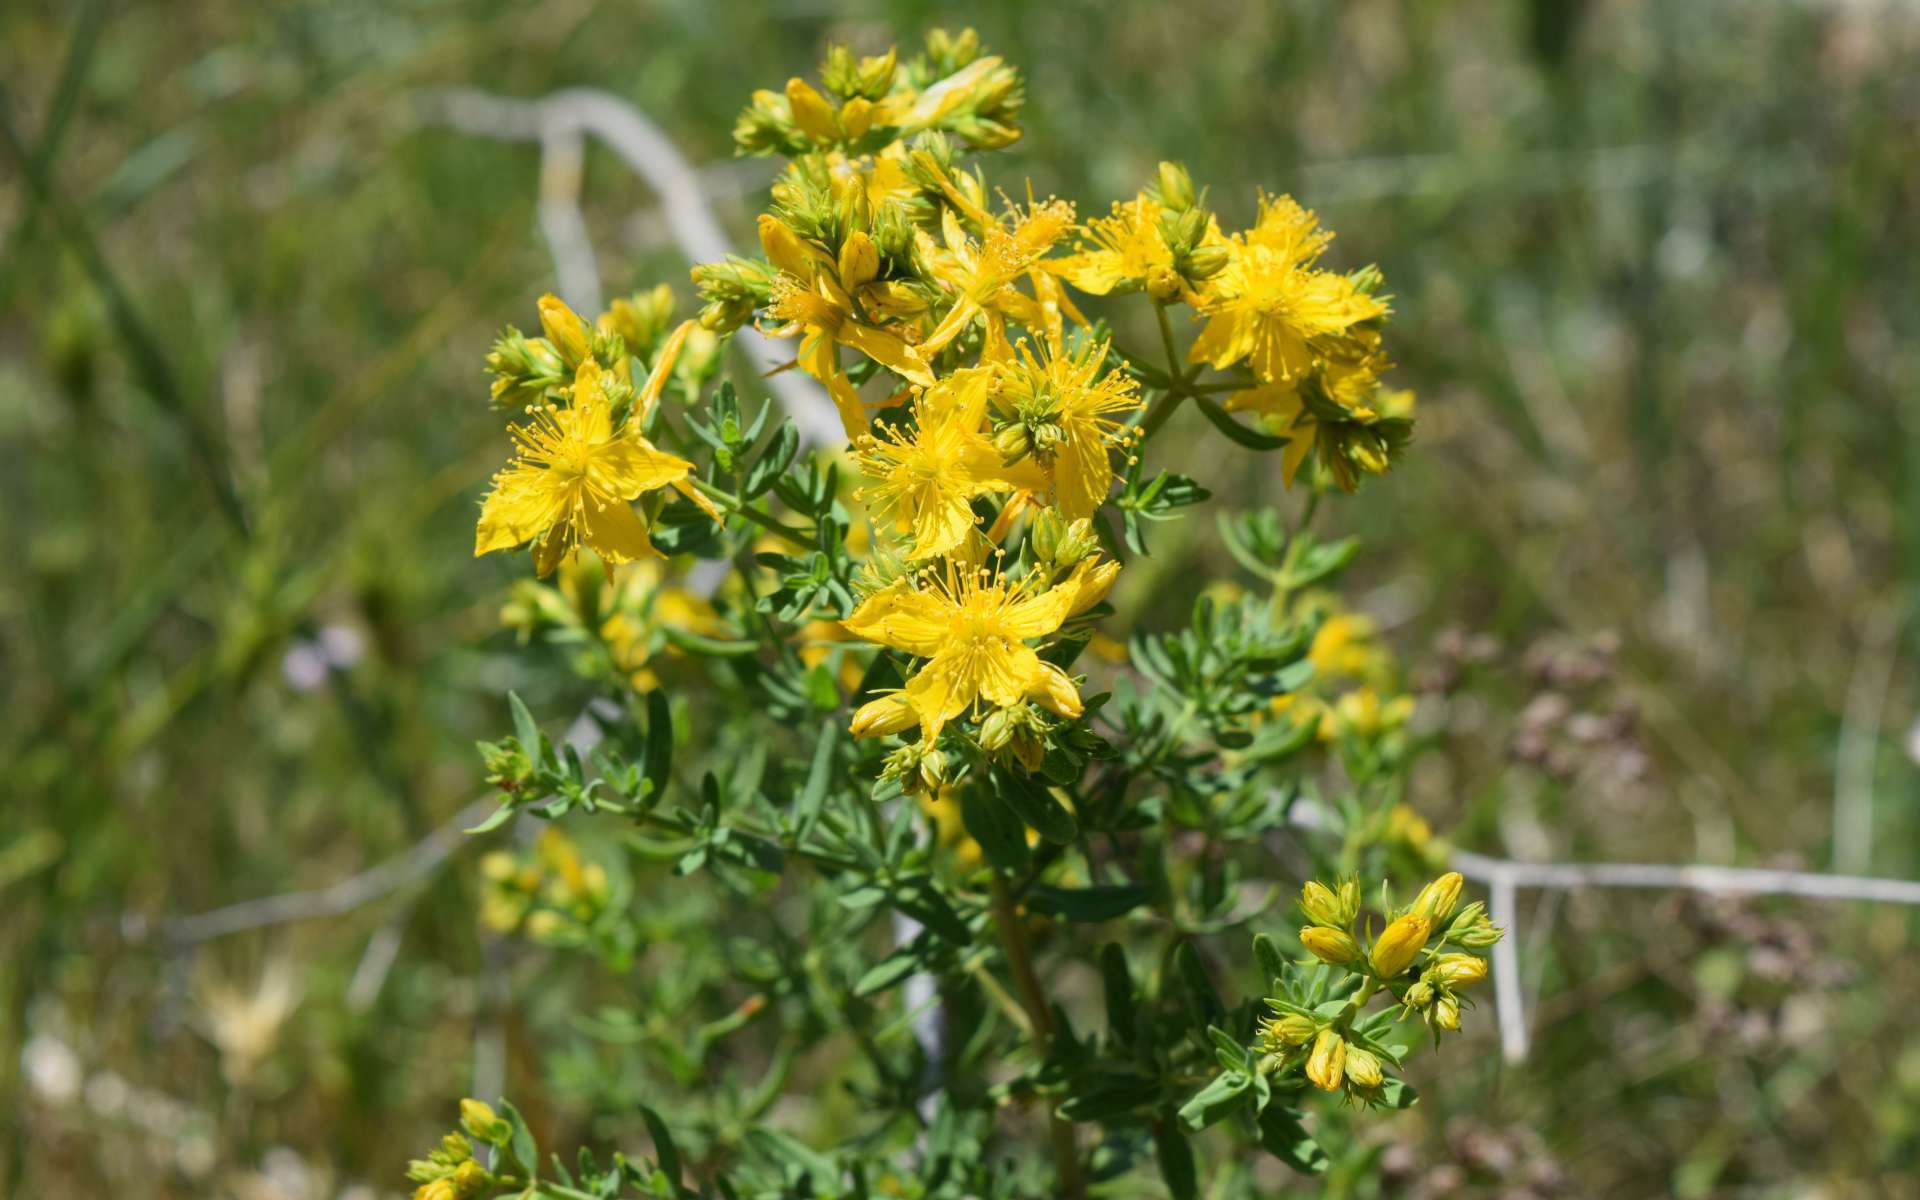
[1052, 191, 1226, 298]
[1369, 913, 1432, 978]
[855, 369, 1023, 559]
[842, 556, 1114, 738]
[1306, 1029, 1346, 1091]
[1431, 953, 1488, 989]
[475, 358, 717, 577]
[991, 335, 1142, 519]
[1222, 342, 1412, 490]
[1300, 878, 1358, 928]
[758, 215, 935, 438]
[1325, 688, 1415, 740]
[1300, 925, 1361, 966]
[1189, 194, 1386, 383]
[1306, 612, 1384, 681]
[921, 200, 1076, 360]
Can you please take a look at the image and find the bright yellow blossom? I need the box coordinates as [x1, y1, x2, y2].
[1052, 192, 1225, 297]
[921, 200, 1076, 359]
[843, 555, 1116, 738]
[855, 368, 1025, 559]
[991, 335, 1143, 519]
[475, 357, 716, 577]
[1190, 194, 1386, 383]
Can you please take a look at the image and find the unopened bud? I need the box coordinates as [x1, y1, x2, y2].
[1432, 994, 1461, 1031]
[979, 706, 1016, 752]
[851, 693, 918, 738]
[1409, 871, 1464, 922]
[1300, 879, 1355, 928]
[458, 1099, 501, 1142]
[1343, 1044, 1383, 1089]
[1306, 1029, 1346, 1091]
[785, 77, 839, 142]
[993, 422, 1032, 462]
[1265, 1013, 1316, 1047]
[1369, 914, 1432, 979]
[538, 294, 593, 367]
[1155, 161, 1197, 212]
[1430, 953, 1488, 989]
[1300, 925, 1361, 967]
[1447, 902, 1505, 949]
[1183, 242, 1230, 281]
[1403, 980, 1435, 1009]
[838, 231, 880, 289]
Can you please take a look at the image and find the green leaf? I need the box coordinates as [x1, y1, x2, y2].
[744, 422, 800, 498]
[794, 720, 836, 839]
[1252, 933, 1287, 990]
[639, 1104, 685, 1196]
[1056, 1074, 1160, 1121]
[1154, 1121, 1199, 1200]
[1026, 883, 1151, 923]
[1176, 1070, 1249, 1131]
[497, 1099, 540, 1180]
[1100, 943, 1137, 1047]
[895, 875, 972, 944]
[959, 787, 1030, 873]
[1256, 1105, 1329, 1175]
[643, 690, 673, 805]
[1194, 394, 1289, 449]
[508, 692, 541, 762]
[993, 764, 1077, 844]
[464, 800, 517, 835]
[1175, 940, 1226, 1028]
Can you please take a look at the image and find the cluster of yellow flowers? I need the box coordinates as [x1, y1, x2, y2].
[1273, 600, 1417, 744]
[470, 25, 1411, 752]
[478, 827, 610, 941]
[406, 1100, 505, 1200]
[1259, 871, 1503, 1102]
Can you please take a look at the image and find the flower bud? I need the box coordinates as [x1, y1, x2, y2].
[1264, 1013, 1316, 1047]
[1146, 266, 1183, 303]
[1410, 871, 1464, 922]
[851, 692, 918, 738]
[1343, 1044, 1383, 1090]
[1155, 161, 1197, 212]
[451, 1160, 490, 1194]
[538, 294, 593, 367]
[1300, 925, 1361, 967]
[979, 706, 1016, 752]
[1368, 914, 1432, 979]
[839, 96, 874, 139]
[785, 77, 840, 142]
[1305, 1029, 1346, 1091]
[918, 747, 949, 792]
[1446, 901, 1505, 948]
[993, 421, 1032, 462]
[458, 1099, 501, 1142]
[838, 231, 880, 289]
[1432, 994, 1461, 1031]
[1402, 980, 1435, 1009]
[1430, 953, 1488, 989]
[1182, 242, 1230, 281]
[1300, 879, 1356, 928]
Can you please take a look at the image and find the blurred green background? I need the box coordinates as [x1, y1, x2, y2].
[5, 0, 1919, 1195]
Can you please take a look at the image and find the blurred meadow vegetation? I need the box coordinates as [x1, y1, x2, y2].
[5, 0, 1920, 1196]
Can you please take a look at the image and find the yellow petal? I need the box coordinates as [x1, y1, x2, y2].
[476, 466, 573, 556]
[999, 584, 1076, 640]
[591, 437, 693, 500]
[840, 321, 936, 387]
[671, 479, 724, 525]
[1027, 662, 1083, 718]
[578, 489, 660, 566]
[904, 653, 971, 738]
[635, 319, 695, 421]
[976, 642, 1044, 709]
[1050, 431, 1114, 520]
[842, 585, 954, 657]
[1062, 558, 1120, 616]
[759, 215, 820, 281]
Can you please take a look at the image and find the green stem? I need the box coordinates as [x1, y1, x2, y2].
[690, 477, 813, 548]
[988, 872, 1084, 1200]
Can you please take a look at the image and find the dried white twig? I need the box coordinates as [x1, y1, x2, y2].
[1288, 797, 1920, 1062]
[421, 86, 842, 446]
[149, 797, 494, 946]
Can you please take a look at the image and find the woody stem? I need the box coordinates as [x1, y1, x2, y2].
[988, 870, 1084, 1199]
